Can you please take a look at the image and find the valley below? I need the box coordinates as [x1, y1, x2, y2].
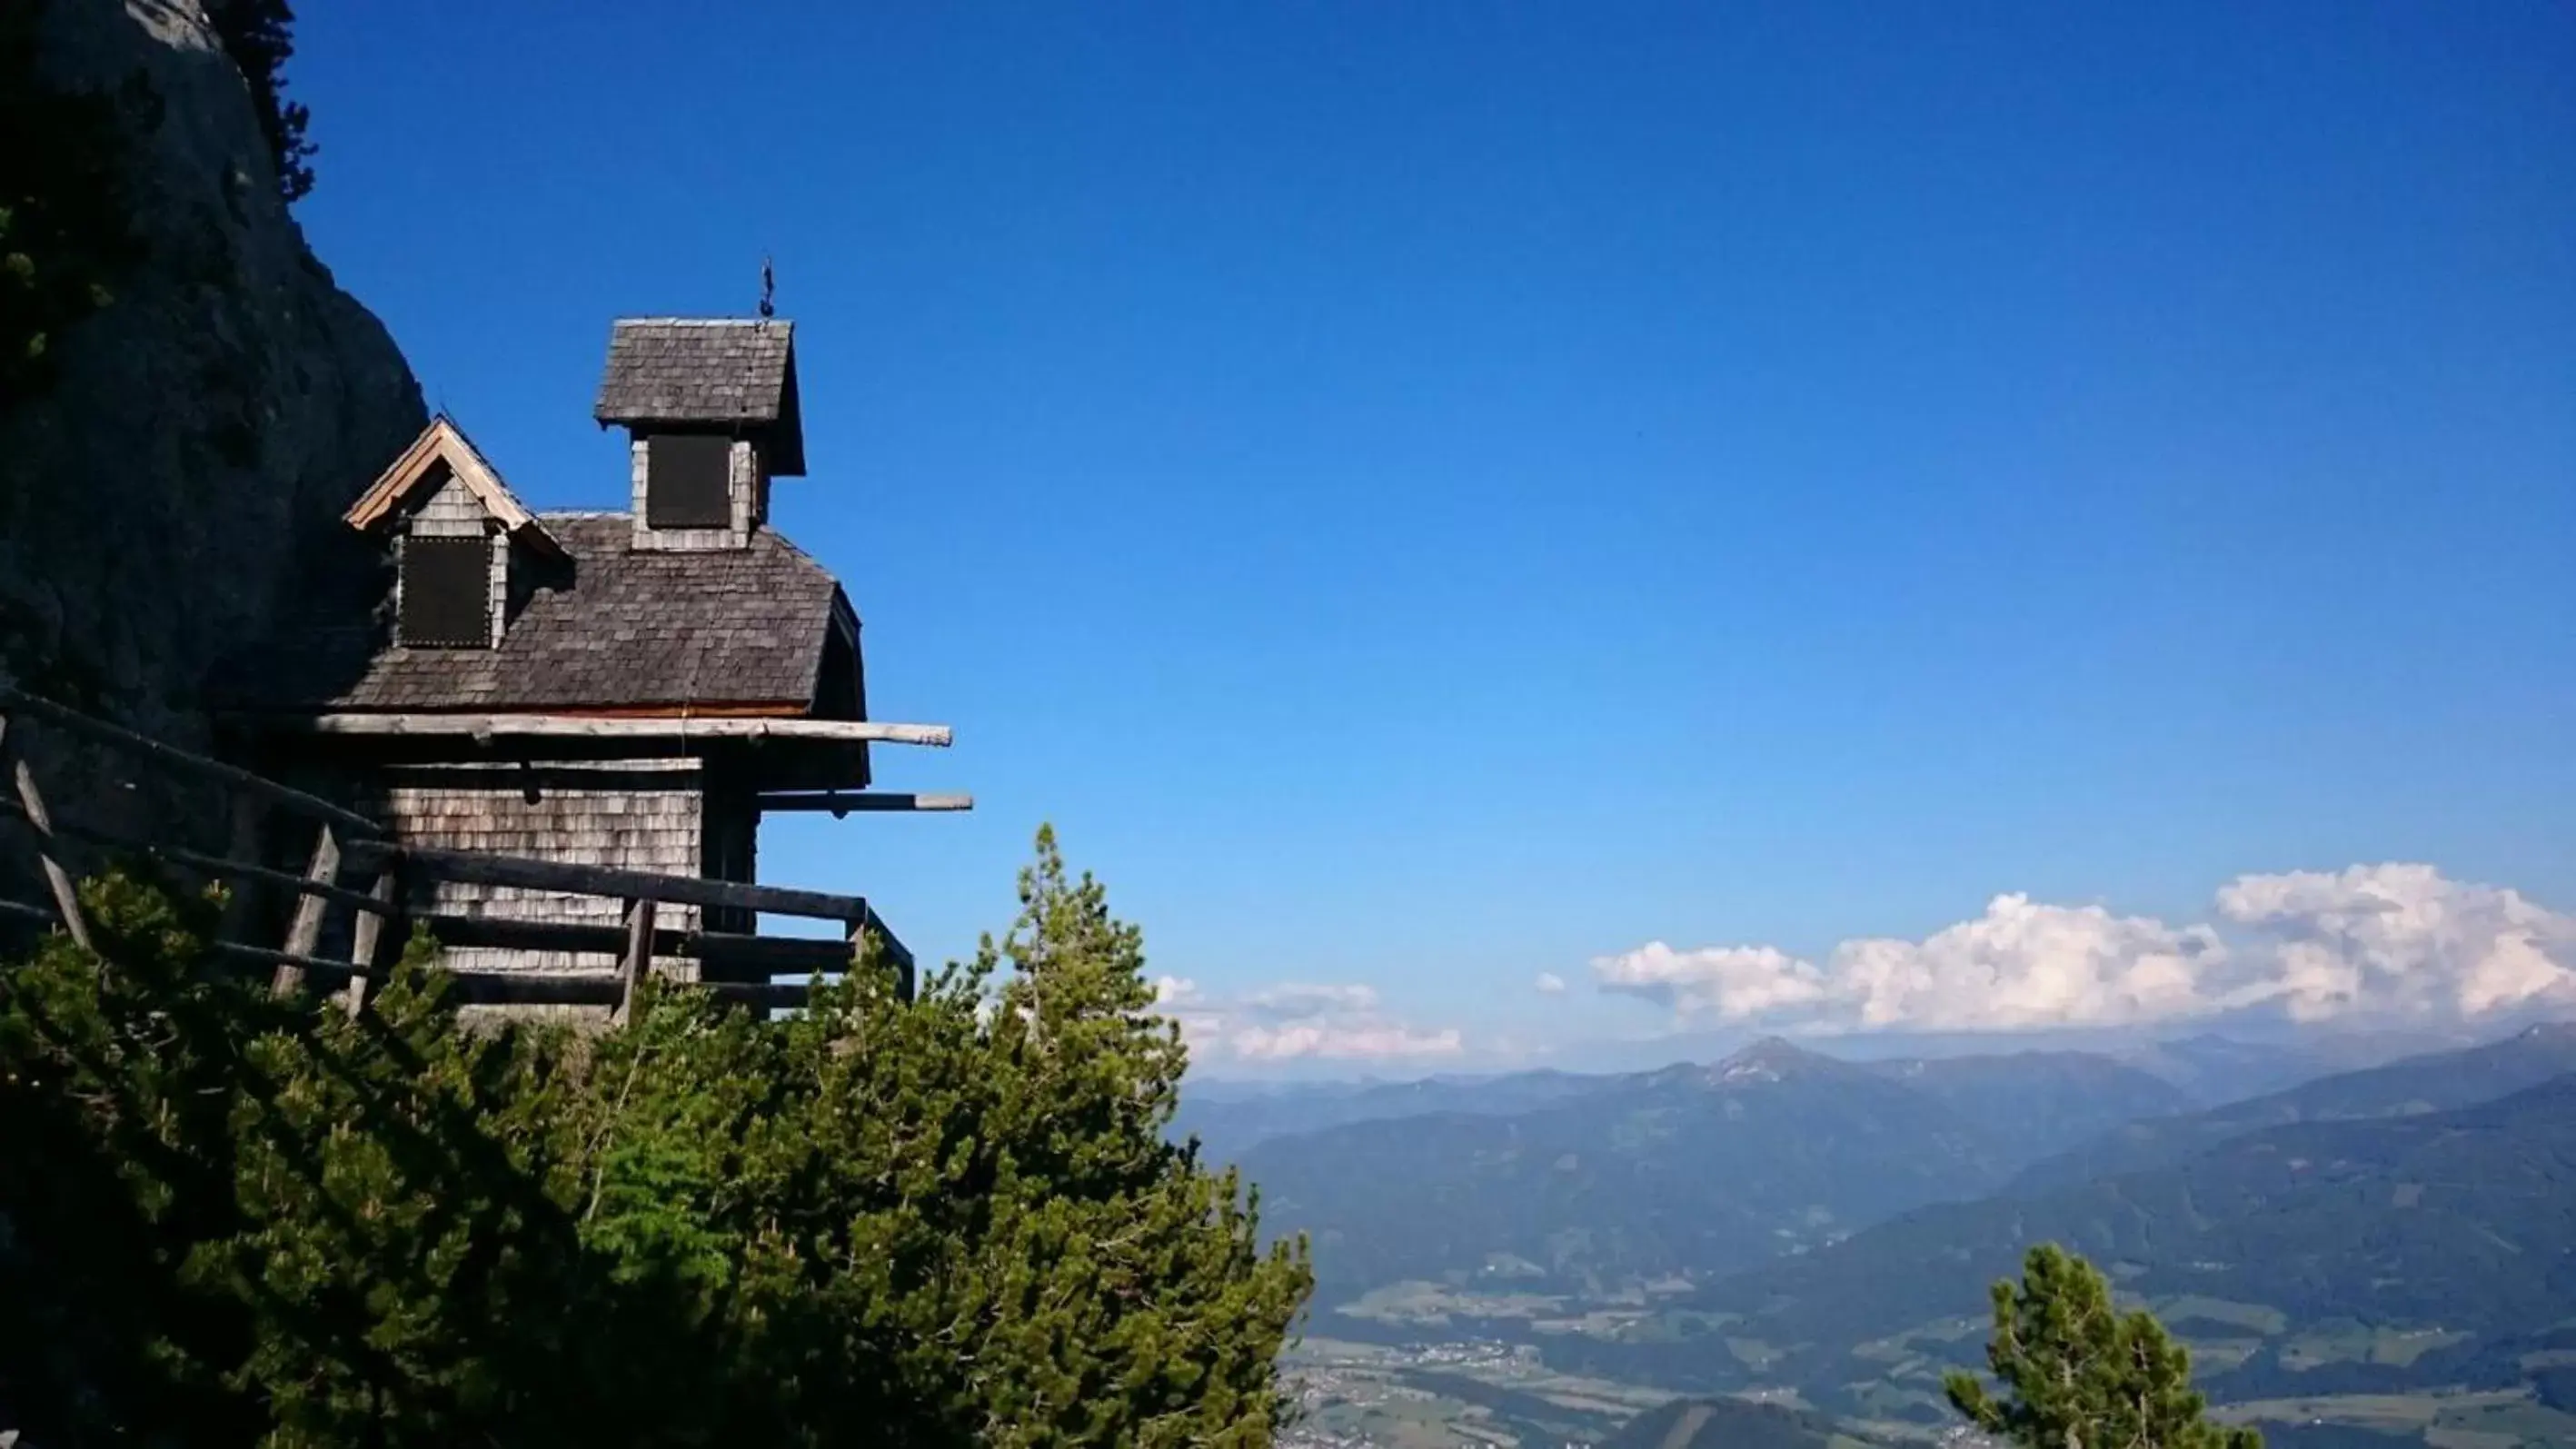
[1207, 1024, 2576, 1448]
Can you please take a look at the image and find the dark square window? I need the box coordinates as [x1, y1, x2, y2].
[400, 535, 492, 648]
[648, 433, 735, 530]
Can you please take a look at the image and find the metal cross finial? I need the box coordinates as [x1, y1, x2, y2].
[759, 255, 777, 320]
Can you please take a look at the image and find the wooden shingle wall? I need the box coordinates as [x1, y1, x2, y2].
[381, 758, 708, 979]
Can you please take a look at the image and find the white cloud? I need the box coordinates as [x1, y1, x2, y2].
[1827, 895, 2226, 1033]
[1589, 864, 2576, 1036]
[1594, 943, 1831, 1019]
[2215, 863, 2576, 1022]
[1228, 1021, 1467, 1062]
[1152, 978, 1464, 1063]
[1534, 971, 1567, 995]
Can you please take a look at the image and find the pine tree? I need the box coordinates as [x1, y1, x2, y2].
[581, 824, 1317, 1445]
[0, 870, 286, 1446]
[1945, 1245, 2263, 1449]
[203, 0, 316, 202]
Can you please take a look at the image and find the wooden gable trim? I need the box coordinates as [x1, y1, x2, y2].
[343, 416, 566, 560]
[824, 591, 866, 720]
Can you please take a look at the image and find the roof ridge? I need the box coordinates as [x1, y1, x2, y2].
[610, 316, 791, 328]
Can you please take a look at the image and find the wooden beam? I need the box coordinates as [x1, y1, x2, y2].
[437, 970, 813, 1012]
[264, 713, 952, 748]
[0, 800, 395, 918]
[614, 898, 657, 1025]
[1, 712, 92, 952]
[0, 895, 58, 925]
[271, 823, 342, 996]
[417, 913, 858, 978]
[174, 839, 397, 918]
[860, 906, 915, 976]
[0, 687, 384, 838]
[349, 840, 870, 923]
[213, 938, 362, 987]
[755, 791, 974, 814]
[852, 914, 914, 1002]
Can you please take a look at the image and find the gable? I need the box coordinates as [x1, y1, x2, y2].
[343, 416, 564, 558]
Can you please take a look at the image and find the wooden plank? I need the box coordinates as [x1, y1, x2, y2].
[210, 950, 803, 1011]
[169, 840, 397, 917]
[0, 895, 58, 925]
[614, 898, 657, 1025]
[439, 970, 811, 1012]
[0, 687, 385, 837]
[1, 712, 92, 952]
[271, 823, 342, 996]
[0, 801, 393, 918]
[267, 713, 952, 748]
[417, 913, 859, 978]
[350, 839, 868, 922]
[342, 868, 400, 1017]
[212, 938, 361, 988]
[754, 791, 974, 814]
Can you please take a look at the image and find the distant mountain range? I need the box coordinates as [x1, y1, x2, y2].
[1236, 1037, 2213, 1303]
[1180, 1020, 2469, 1166]
[2007, 1021, 2576, 1195]
[1173, 1068, 1612, 1164]
[1240, 1038, 2012, 1302]
[1854, 1049, 2191, 1164]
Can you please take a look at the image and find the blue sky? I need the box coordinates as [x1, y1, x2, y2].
[289, 2, 2576, 1075]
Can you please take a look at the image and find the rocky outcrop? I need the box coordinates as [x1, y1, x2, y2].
[0, 0, 421, 848]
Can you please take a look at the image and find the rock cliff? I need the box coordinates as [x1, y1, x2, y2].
[0, 0, 420, 849]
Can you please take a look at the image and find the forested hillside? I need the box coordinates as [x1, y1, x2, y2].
[1577, 1074, 2576, 1417]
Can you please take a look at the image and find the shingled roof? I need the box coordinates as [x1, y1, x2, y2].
[593, 318, 805, 474]
[215, 515, 854, 715]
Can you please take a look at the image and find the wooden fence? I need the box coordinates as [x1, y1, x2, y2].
[0, 685, 914, 1020]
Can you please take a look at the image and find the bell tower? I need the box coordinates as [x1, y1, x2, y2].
[592, 316, 806, 551]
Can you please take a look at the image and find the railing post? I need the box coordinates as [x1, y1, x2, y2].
[0, 710, 92, 952]
[615, 896, 657, 1026]
[271, 821, 343, 997]
[340, 866, 401, 1017]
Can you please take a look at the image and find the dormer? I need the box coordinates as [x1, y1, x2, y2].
[343, 416, 565, 650]
[592, 317, 805, 552]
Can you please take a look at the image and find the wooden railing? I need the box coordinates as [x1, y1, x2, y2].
[0, 685, 915, 1019]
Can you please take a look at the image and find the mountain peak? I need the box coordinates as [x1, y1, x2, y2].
[1712, 1036, 1841, 1083]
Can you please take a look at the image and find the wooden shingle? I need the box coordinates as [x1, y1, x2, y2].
[216, 515, 853, 713]
[592, 318, 805, 475]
